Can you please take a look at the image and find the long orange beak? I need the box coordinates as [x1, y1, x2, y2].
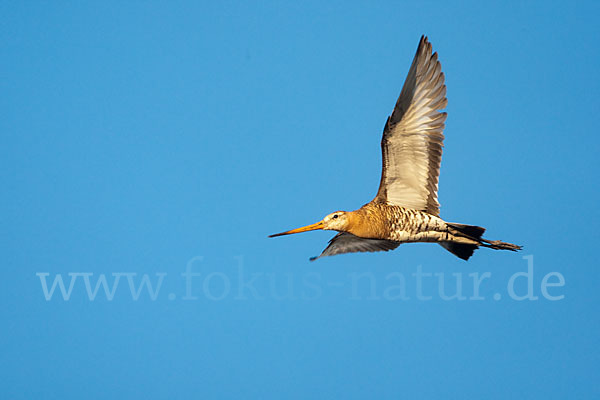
[269, 220, 324, 238]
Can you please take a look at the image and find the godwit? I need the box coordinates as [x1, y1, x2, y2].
[270, 36, 521, 261]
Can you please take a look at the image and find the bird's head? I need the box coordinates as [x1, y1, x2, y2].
[269, 211, 349, 237]
[321, 211, 350, 231]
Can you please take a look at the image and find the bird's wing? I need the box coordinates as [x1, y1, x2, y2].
[310, 232, 400, 261]
[373, 36, 447, 216]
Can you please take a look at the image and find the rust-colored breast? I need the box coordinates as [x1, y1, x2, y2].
[346, 202, 444, 242]
[345, 203, 397, 240]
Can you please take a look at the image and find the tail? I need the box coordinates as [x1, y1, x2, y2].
[440, 223, 522, 261]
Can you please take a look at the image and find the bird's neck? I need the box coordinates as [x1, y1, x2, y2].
[345, 207, 387, 239]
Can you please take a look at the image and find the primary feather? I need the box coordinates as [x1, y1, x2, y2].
[373, 35, 447, 216]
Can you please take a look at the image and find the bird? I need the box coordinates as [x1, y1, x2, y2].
[269, 36, 521, 261]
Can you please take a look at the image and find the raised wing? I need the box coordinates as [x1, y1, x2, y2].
[373, 36, 447, 216]
[310, 232, 400, 261]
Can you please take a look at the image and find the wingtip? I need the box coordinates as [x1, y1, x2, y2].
[417, 35, 432, 55]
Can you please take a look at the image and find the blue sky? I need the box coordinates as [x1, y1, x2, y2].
[2, 1, 599, 399]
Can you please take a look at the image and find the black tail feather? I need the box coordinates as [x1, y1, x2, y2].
[442, 223, 484, 260]
[439, 242, 478, 261]
[441, 222, 522, 260]
[447, 223, 485, 240]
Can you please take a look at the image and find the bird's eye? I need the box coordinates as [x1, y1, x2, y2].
[333, 214, 338, 219]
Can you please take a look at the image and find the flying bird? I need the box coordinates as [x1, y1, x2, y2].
[270, 36, 521, 261]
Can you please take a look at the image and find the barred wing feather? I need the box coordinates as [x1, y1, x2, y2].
[374, 36, 447, 216]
